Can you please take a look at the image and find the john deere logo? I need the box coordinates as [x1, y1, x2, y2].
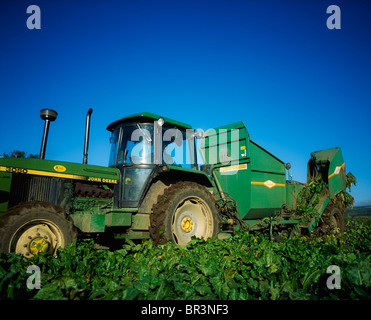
[53, 165, 66, 172]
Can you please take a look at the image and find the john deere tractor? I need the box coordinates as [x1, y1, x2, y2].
[0, 109, 354, 256]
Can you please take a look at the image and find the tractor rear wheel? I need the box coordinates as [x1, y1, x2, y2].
[0, 201, 77, 257]
[150, 181, 219, 245]
[314, 206, 345, 236]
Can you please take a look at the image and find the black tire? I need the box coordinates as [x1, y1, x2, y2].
[150, 181, 220, 245]
[315, 206, 345, 236]
[0, 201, 77, 256]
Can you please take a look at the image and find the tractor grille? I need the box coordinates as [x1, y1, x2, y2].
[9, 174, 62, 208]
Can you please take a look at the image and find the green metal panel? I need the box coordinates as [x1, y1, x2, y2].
[131, 213, 150, 230]
[125, 230, 151, 239]
[212, 163, 252, 219]
[106, 211, 132, 227]
[0, 157, 120, 185]
[90, 214, 106, 232]
[248, 140, 286, 218]
[327, 149, 347, 198]
[72, 210, 133, 232]
[310, 147, 347, 198]
[0, 171, 12, 216]
[200, 121, 252, 218]
[70, 213, 106, 233]
[249, 170, 286, 218]
[200, 121, 249, 165]
[200, 121, 287, 220]
[249, 140, 285, 174]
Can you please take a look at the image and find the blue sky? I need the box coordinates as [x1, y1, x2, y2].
[0, 0, 370, 205]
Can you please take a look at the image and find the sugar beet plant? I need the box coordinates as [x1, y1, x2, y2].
[0, 216, 370, 300]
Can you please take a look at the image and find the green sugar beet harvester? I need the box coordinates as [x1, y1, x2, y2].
[0, 109, 355, 256]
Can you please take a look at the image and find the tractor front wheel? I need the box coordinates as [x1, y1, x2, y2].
[150, 182, 219, 245]
[0, 201, 77, 257]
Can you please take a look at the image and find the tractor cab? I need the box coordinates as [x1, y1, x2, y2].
[107, 112, 198, 208]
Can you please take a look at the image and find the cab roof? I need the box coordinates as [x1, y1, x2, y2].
[106, 112, 192, 132]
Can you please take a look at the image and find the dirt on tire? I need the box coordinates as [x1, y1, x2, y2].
[149, 181, 219, 245]
[0, 201, 77, 254]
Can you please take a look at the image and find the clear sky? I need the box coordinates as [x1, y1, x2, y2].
[0, 0, 370, 205]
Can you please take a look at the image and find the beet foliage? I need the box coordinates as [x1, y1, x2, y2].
[0, 217, 370, 300]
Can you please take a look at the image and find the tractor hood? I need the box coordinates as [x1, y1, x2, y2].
[0, 157, 120, 185]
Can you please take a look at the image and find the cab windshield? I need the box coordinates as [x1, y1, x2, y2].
[109, 123, 197, 169]
[109, 123, 153, 167]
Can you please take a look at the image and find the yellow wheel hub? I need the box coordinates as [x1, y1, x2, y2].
[29, 237, 50, 255]
[181, 217, 193, 233]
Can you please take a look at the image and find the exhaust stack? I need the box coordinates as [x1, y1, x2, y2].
[83, 108, 93, 164]
[39, 109, 58, 160]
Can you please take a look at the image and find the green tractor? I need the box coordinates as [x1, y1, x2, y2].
[0, 109, 354, 256]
